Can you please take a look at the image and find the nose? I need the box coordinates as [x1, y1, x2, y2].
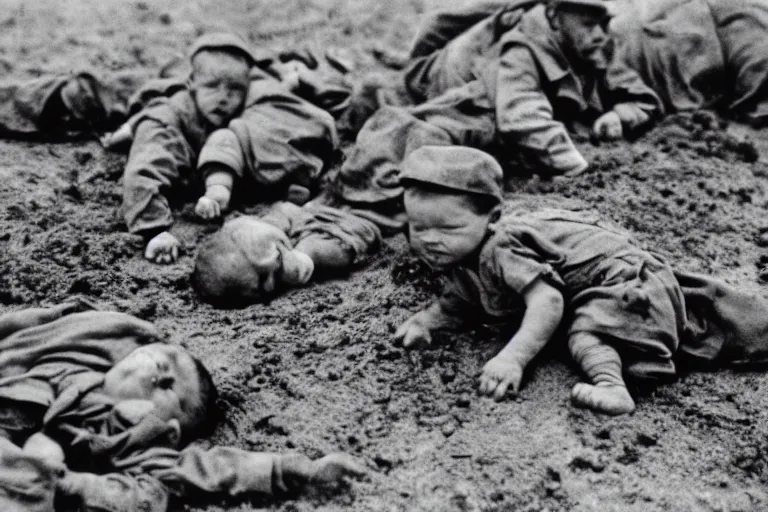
[592, 24, 607, 44]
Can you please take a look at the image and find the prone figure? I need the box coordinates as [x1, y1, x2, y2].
[395, 145, 768, 415]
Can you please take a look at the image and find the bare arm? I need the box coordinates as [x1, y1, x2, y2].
[479, 278, 564, 400]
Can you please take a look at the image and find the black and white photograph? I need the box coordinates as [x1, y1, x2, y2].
[2, 0, 768, 510]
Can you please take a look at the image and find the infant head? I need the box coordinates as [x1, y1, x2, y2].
[401, 146, 503, 269]
[103, 343, 217, 446]
[193, 216, 314, 308]
[189, 33, 254, 128]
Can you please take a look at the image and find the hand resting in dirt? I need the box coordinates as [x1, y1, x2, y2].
[145, 231, 180, 264]
[195, 166, 234, 220]
[395, 302, 464, 350]
[592, 111, 623, 141]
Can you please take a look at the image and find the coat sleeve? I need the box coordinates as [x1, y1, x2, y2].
[121, 114, 196, 237]
[494, 44, 588, 175]
[150, 446, 278, 496]
[602, 46, 663, 128]
[59, 471, 169, 512]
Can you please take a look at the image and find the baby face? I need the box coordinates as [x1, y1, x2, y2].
[103, 343, 202, 429]
[191, 53, 250, 128]
[404, 190, 492, 270]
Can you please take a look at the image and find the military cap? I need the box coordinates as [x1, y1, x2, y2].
[400, 146, 503, 203]
[188, 32, 258, 66]
[548, 0, 612, 16]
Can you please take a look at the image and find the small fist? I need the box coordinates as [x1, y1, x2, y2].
[394, 312, 432, 350]
[478, 355, 525, 401]
[195, 196, 221, 220]
[592, 111, 623, 141]
[145, 231, 180, 264]
[310, 453, 368, 485]
[23, 432, 65, 465]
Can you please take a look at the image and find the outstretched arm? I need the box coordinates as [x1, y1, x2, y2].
[478, 278, 564, 400]
[151, 446, 366, 497]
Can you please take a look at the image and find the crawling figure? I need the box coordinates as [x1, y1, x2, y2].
[0, 302, 366, 511]
[395, 145, 768, 415]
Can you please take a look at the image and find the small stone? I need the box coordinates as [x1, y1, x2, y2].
[441, 422, 455, 437]
[490, 490, 504, 502]
[74, 150, 92, 165]
[455, 395, 471, 408]
[636, 432, 658, 447]
[758, 232, 768, 247]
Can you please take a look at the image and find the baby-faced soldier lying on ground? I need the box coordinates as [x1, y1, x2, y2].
[120, 32, 341, 265]
[193, 201, 382, 308]
[332, 0, 661, 226]
[0, 302, 365, 512]
[394, 146, 768, 415]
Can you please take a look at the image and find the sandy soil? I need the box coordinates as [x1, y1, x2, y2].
[3, 1, 768, 511]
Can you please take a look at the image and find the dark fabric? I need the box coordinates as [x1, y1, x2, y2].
[0, 306, 280, 512]
[226, 67, 339, 194]
[612, 0, 768, 125]
[335, 3, 660, 220]
[337, 81, 495, 210]
[436, 209, 768, 382]
[0, 71, 177, 140]
[121, 90, 210, 236]
[262, 202, 381, 262]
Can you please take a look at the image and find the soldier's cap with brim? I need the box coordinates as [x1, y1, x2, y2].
[547, 0, 615, 17]
[188, 32, 259, 67]
[400, 146, 504, 203]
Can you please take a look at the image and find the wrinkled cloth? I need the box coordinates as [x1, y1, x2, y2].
[336, 4, 659, 218]
[437, 208, 768, 382]
[260, 202, 381, 263]
[121, 89, 212, 237]
[0, 305, 290, 512]
[124, 66, 344, 238]
[197, 66, 339, 202]
[337, 83, 496, 206]
[612, 0, 768, 125]
[0, 71, 184, 139]
[404, 3, 535, 103]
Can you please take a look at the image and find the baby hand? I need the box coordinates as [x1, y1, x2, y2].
[394, 311, 432, 349]
[145, 231, 180, 264]
[479, 354, 525, 401]
[195, 196, 222, 220]
[592, 111, 623, 141]
[309, 453, 368, 485]
[23, 432, 65, 465]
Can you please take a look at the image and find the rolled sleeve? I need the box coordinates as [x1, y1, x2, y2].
[197, 128, 246, 178]
[153, 446, 277, 496]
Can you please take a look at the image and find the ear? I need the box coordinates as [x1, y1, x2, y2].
[546, 7, 561, 31]
[166, 419, 182, 447]
[488, 204, 503, 224]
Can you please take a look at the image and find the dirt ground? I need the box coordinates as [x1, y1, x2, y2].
[3, 0, 768, 511]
